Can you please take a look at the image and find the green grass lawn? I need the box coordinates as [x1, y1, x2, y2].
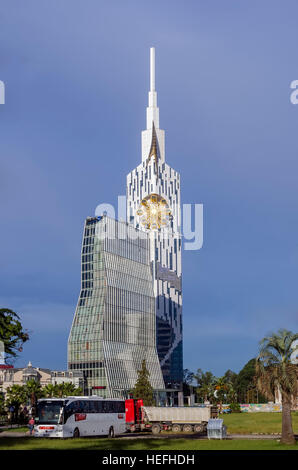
[0, 413, 297, 451]
[222, 411, 298, 434]
[0, 436, 296, 451]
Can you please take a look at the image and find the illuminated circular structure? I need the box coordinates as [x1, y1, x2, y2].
[136, 193, 172, 230]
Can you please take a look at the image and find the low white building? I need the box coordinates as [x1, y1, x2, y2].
[0, 361, 84, 397]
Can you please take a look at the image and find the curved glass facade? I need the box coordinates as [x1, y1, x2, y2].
[68, 216, 165, 398]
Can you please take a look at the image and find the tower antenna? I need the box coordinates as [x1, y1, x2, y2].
[150, 47, 155, 92]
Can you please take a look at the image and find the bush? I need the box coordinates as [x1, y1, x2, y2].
[229, 402, 241, 413]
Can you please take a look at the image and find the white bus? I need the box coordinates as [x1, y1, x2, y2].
[34, 396, 126, 438]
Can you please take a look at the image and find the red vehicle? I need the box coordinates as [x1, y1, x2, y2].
[125, 399, 150, 432]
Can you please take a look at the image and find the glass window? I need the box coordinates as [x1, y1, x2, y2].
[78, 401, 89, 413]
[115, 401, 125, 413]
[94, 400, 103, 413]
[89, 401, 97, 413]
[102, 401, 112, 413]
[64, 401, 75, 422]
[36, 401, 64, 425]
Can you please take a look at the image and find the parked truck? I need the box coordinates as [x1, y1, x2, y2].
[125, 399, 218, 434]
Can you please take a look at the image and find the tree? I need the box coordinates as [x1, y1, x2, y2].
[214, 376, 235, 412]
[223, 369, 238, 389]
[5, 385, 27, 423]
[131, 360, 155, 406]
[25, 380, 44, 415]
[43, 382, 82, 398]
[59, 382, 82, 397]
[183, 369, 195, 398]
[0, 393, 5, 416]
[223, 370, 238, 404]
[0, 308, 29, 362]
[183, 369, 194, 385]
[234, 358, 266, 403]
[194, 369, 216, 403]
[43, 384, 58, 398]
[255, 329, 298, 445]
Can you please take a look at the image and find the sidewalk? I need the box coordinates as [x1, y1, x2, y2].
[227, 434, 281, 440]
[0, 431, 29, 437]
[0, 424, 21, 429]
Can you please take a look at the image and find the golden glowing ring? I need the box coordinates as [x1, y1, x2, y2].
[137, 193, 172, 230]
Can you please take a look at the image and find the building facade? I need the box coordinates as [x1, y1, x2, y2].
[127, 48, 183, 387]
[0, 361, 84, 397]
[68, 216, 165, 398]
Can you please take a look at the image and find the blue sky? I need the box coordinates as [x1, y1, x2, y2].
[0, 0, 297, 377]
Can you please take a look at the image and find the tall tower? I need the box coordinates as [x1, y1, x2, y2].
[127, 48, 183, 388]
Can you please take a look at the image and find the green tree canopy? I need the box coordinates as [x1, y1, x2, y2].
[194, 368, 216, 403]
[58, 382, 82, 398]
[194, 369, 215, 388]
[214, 376, 236, 411]
[0, 308, 29, 361]
[25, 379, 44, 412]
[234, 358, 267, 403]
[43, 382, 82, 398]
[43, 384, 57, 398]
[223, 369, 238, 388]
[5, 384, 27, 422]
[0, 393, 5, 416]
[183, 369, 194, 385]
[183, 369, 195, 396]
[131, 360, 155, 406]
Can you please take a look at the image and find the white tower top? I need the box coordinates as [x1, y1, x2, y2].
[146, 47, 159, 130]
[150, 47, 155, 91]
[141, 47, 165, 163]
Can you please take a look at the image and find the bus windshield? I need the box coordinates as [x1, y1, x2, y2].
[36, 401, 64, 425]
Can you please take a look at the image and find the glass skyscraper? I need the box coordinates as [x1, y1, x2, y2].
[68, 216, 165, 397]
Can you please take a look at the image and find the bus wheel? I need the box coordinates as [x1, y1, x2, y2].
[73, 428, 80, 438]
[108, 427, 115, 438]
[172, 424, 181, 433]
[151, 424, 161, 434]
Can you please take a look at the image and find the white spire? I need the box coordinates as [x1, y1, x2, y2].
[150, 47, 155, 91]
[147, 47, 159, 129]
[142, 47, 165, 163]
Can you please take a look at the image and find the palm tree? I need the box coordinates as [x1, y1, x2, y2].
[25, 379, 44, 416]
[43, 383, 57, 398]
[255, 329, 298, 445]
[60, 382, 82, 397]
[5, 385, 27, 423]
[43, 382, 82, 398]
